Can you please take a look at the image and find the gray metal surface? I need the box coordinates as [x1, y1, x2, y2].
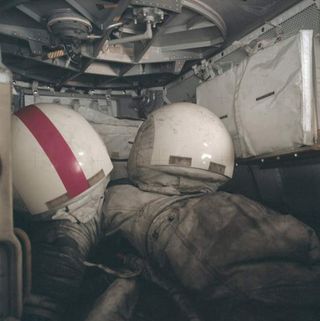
[182, 0, 226, 37]
[16, 4, 42, 24]
[64, 0, 101, 29]
[222, 153, 320, 235]
[209, 0, 319, 65]
[0, 24, 50, 45]
[0, 0, 302, 88]
[159, 28, 223, 51]
[107, 21, 153, 45]
[131, 0, 182, 13]
[0, 58, 22, 320]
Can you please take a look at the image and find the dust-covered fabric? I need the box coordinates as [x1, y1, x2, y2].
[197, 30, 317, 158]
[22, 210, 103, 321]
[103, 185, 320, 307]
[84, 278, 139, 321]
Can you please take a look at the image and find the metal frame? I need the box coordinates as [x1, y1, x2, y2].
[64, 0, 102, 30]
[0, 0, 227, 87]
[16, 4, 42, 24]
[182, 0, 227, 38]
[0, 24, 50, 45]
[209, 0, 317, 64]
[57, 0, 131, 87]
[96, 0, 226, 79]
[130, 0, 182, 13]
[0, 0, 28, 13]
[107, 20, 153, 46]
[0, 55, 23, 320]
[93, 0, 131, 56]
[166, 0, 318, 96]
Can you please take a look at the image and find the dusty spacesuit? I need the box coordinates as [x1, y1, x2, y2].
[12, 103, 113, 321]
[103, 103, 320, 321]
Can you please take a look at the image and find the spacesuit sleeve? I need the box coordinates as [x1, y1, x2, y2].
[84, 278, 139, 321]
[22, 213, 102, 321]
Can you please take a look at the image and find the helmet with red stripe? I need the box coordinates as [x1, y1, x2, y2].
[12, 103, 113, 219]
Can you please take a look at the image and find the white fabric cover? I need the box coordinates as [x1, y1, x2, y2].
[77, 106, 142, 161]
[197, 30, 317, 158]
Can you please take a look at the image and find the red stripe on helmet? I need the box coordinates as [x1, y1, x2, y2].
[15, 105, 89, 198]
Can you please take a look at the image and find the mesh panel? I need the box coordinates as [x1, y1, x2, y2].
[213, 3, 320, 69]
[261, 4, 320, 41]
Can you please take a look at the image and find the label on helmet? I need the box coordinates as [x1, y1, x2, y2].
[46, 170, 106, 210]
[88, 169, 105, 186]
[169, 155, 192, 167]
[208, 161, 226, 175]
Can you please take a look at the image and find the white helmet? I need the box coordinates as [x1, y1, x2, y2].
[128, 102, 234, 194]
[12, 103, 113, 220]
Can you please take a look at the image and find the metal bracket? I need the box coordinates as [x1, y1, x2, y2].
[106, 90, 113, 107]
[162, 86, 171, 104]
[265, 20, 283, 38]
[70, 99, 80, 111]
[174, 60, 185, 73]
[32, 81, 39, 104]
[28, 40, 43, 56]
[131, 0, 182, 13]
[107, 20, 153, 46]
[192, 59, 215, 81]
[32, 81, 39, 96]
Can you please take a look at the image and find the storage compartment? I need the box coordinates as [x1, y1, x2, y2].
[197, 30, 318, 158]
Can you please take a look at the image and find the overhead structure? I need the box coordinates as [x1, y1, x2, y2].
[0, 0, 300, 88]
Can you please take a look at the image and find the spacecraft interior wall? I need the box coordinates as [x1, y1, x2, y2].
[197, 30, 318, 158]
